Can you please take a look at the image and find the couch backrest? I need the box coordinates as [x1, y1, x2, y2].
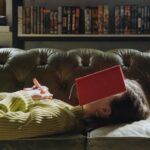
[0, 48, 150, 105]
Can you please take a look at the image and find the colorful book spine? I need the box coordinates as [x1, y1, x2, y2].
[103, 5, 109, 34]
[25, 7, 31, 34]
[75, 7, 81, 34]
[91, 7, 98, 34]
[115, 5, 120, 34]
[40, 7, 44, 34]
[98, 5, 104, 34]
[120, 5, 124, 34]
[84, 7, 91, 34]
[137, 6, 142, 34]
[131, 5, 138, 34]
[124, 5, 131, 34]
[62, 7, 68, 34]
[33, 6, 37, 34]
[50, 10, 54, 34]
[71, 7, 76, 34]
[58, 6, 62, 34]
[54, 11, 58, 34]
[18, 6, 23, 34]
[37, 6, 41, 34]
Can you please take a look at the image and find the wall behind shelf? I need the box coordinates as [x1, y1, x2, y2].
[24, 41, 150, 51]
[6, 0, 12, 26]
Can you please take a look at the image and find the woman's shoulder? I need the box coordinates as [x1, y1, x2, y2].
[52, 99, 74, 109]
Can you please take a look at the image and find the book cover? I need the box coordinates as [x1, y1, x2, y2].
[75, 65, 126, 106]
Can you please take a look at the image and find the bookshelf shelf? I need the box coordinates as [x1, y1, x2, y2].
[17, 34, 150, 41]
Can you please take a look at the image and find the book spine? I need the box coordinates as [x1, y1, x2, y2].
[91, 7, 98, 34]
[66, 7, 71, 34]
[131, 5, 138, 34]
[37, 6, 41, 34]
[75, 7, 80, 34]
[62, 7, 68, 34]
[138, 6, 142, 34]
[120, 5, 124, 34]
[103, 5, 109, 34]
[54, 11, 58, 34]
[18, 6, 23, 34]
[50, 10, 54, 34]
[40, 7, 44, 34]
[22, 6, 25, 34]
[98, 5, 104, 34]
[84, 7, 91, 34]
[58, 6, 62, 34]
[141, 6, 145, 34]
[124, 5, 131, 34]
[71, 7, 76, 34]
[45, 8, 50, 34]
[33, 6, 37, 34]
[144, 6, 148, 34]
[115, 5, 120, 34]
[25, 7, 31, 34]
[30, 6, 34, 34]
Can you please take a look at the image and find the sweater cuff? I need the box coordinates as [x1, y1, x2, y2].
[17, 91, 35, 107]
[70, 105, 84, 120]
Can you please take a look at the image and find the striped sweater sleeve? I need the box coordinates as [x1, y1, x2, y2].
[0, 92, 85, 140]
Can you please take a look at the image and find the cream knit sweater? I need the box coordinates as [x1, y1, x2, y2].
[0, 91, 84, 140]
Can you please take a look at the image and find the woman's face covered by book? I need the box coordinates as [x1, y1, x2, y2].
[83, 79, 150, 122]
[83, 92, 123, 118]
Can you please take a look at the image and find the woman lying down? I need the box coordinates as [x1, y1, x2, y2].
[0, 78, 149, 140]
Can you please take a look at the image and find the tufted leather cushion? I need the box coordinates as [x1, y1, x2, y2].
[0, 48, 150, 106]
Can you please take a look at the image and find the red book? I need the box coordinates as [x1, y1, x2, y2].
[75, 65, 126, 105]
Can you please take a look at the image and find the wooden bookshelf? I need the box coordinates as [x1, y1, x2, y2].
[12, 0, 150, 49]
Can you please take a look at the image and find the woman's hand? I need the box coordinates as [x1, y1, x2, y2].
[23, 78, 53, 100]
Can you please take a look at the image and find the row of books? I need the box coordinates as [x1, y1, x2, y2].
[18, 6, 81, 34]
[115, 5, 150, 34]
[18, 5, 150, 35]
[18, 5, 109, 34]
[84, 6, 109, 34]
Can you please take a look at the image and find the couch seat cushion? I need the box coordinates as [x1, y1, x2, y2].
[0, 134, 86, 150]
[87, 117, 150, 150]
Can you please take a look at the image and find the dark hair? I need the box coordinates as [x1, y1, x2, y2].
[109, 79, 150, 123]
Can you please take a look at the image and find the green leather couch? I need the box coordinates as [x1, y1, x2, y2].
[0, 48, 150, 150]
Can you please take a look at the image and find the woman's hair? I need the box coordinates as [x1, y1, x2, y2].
[109, 79, 150, 123]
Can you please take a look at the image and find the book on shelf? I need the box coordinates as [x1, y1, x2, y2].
[103, 5, 109, 34]
[84, 7, 92, 34]
[84, 5, 109, 34]
[115, 5, 150, 34]
[98, 5, 104, 34]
